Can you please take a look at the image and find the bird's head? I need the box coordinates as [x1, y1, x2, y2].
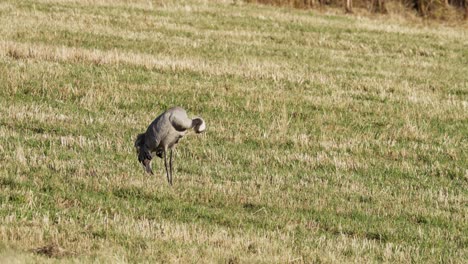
[141, 159, 153, 175]
[155, 149, 164, 159]
[135, 133, 153, 174]
[137, 146, 153, 175]
[193, 117, 206, 133]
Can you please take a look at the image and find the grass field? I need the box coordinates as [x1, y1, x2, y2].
[0, 0, 467, 262]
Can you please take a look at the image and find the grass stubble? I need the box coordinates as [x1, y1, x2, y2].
[0, 0, 467, 263]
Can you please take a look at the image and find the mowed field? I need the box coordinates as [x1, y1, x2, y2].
[0, 0, 467, 262]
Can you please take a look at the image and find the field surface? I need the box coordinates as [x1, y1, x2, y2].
[0, 0, 467, 262]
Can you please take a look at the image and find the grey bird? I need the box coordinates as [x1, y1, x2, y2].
[134, 107, 206, 185]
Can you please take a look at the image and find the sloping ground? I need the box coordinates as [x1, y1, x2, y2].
[0, 0, 467, 262]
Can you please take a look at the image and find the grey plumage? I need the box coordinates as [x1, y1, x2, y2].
[134, 106, 206, 185]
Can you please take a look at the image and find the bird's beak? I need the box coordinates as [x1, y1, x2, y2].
[143, 159, 153, 175]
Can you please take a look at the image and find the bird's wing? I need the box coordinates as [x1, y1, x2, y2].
[170, 112, 193, 131]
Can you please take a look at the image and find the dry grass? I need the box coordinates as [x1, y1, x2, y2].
[0, 0, 467, 263]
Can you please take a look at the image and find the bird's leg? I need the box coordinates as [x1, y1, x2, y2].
[169, 149, 173, 185]
[163, 150, 171, 185]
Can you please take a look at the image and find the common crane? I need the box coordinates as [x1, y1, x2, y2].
[134, 107, 206, 185]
